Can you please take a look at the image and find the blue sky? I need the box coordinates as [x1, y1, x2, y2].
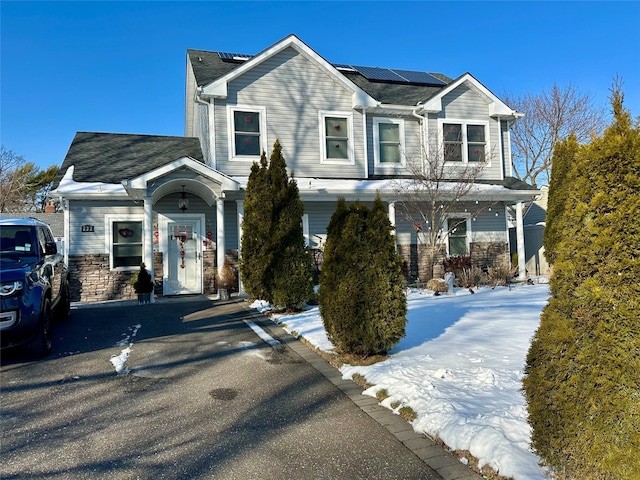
[2, 1, 639, 171]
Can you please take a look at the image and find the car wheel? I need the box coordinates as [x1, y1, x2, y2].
[24, 298, 52, 358]
[55, 279, 71, 322]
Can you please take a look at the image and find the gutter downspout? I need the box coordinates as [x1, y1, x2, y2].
[362, 107, 369, 178]
[411, 103, 425, 174]
[195, 87, 216, 169]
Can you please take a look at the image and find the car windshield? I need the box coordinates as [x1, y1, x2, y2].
[0, 226, 40, 263]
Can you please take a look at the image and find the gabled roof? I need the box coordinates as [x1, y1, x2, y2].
[56, 132, 204, 185]
[420, 72, 522, 119]
[188, 34, 453, 107]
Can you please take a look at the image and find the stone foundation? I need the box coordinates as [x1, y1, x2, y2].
[397, 242, 509, 282]
[68, 254, 137, 303]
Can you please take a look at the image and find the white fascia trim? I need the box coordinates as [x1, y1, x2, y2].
[202, 34, 377, 107]
[51, 165, 129, 199]
[126, 156, 240, 192]
[421, 73, 521, 119]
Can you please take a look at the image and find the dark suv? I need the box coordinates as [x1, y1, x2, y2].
[1, 217, 70, 357]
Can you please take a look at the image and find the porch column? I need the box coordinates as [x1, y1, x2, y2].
[143, 195, 155, 303]
[388, 202, 397, 249]
[216, 197, 225, 270]
[236, 200, 244, 294]
[515, 201, 526, 279]
[236, 200, 244, 258]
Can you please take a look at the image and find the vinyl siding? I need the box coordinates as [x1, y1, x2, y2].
[392, 201, 508, 245]
[67, 201, 144, 255]
[214, 47, 365, 178]
[426, 84, 503, 180]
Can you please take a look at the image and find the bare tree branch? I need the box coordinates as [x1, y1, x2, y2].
[504, 83, 605, 188]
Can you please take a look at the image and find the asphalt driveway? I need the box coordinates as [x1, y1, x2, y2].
[1, 296, 475, 480]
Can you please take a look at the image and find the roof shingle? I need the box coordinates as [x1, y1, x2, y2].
[57, 132, 204, 184]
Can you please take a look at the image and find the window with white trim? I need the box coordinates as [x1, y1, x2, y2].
[374, 118, 405, 166]
[106, 215, 144, 269]
[320, 111, 354, 164]
[446, 217, 469, 256]
[440, 120, 489, 163]
[228, 106, 266, 159]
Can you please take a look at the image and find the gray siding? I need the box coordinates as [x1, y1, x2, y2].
[214, 47, 366, 178]
[425, 84, 503, 180]
[68, 200, 144, 255]
[392, 201, 508, 245]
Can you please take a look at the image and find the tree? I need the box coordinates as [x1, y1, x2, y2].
[0, 146, 59, 212]
[268, 140, 314, 310]
[239, 140, 314, 309]
[239, 152, 272, 300]
[541, 133, 579, 265]
[393, 131, 497, 280]
[319, 196, 407, 357]
[523, 84, 640, 479]
[504, 83, 605, 188]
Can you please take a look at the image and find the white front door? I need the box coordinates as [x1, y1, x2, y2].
[161, 216, 203, 295]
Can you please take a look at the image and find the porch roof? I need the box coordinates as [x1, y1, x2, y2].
[232, 176, 539, 203]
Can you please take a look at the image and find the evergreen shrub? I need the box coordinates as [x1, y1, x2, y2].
[523, 88, 640, 479]
[319, 196, 407, 357]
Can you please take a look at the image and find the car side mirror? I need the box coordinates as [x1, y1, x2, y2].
[44, 242, 58, 255]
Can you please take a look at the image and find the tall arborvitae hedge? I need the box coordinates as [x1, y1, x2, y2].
[239, 152, 272, 300]
[319, 196, 407, 357]
[268, 140, 314, 310]
[239, 140, 313, 309]
[523, 88, 640, 479]
[542, 133, 579, 265]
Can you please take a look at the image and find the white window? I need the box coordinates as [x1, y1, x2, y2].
[319, 111, 354, 164]
[445, 216, 471, 256]
[228, 106, 267, 160]
[105, 215, 144, 270]
[373, 118, 405, 166]
[439, 119, 490, 164]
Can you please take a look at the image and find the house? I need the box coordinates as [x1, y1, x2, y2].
[52, 34, 538, 303]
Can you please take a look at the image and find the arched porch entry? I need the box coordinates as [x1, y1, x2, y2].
[123, 157, 240, 296]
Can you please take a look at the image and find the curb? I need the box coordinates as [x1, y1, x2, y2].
[240, 301, 483, 480]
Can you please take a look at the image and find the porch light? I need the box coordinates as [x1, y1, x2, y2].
[178, 185, 189, 212]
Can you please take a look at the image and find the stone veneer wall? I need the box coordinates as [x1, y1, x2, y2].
[396, 242, 509, 282]
[68, 254, 136, 303]
[469, 242, 510, 269]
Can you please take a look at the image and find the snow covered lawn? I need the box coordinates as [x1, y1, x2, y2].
[253, 283, 550, 480]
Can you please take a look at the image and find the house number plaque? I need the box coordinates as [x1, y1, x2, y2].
[81, 225, 95, 233]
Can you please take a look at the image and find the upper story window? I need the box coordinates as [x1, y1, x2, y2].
[320, 111, 354, 164]
[373, 118, 405, 166]
[228, 106, 266, 160]
[440, 120, 489, 163]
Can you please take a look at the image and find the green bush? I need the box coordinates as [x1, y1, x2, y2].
[523, 88, 640, 479]
[240, 140, 313, 309]
[319, 196, 407, 357]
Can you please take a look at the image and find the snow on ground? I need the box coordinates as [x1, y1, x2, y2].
[258, 283, 550, 480]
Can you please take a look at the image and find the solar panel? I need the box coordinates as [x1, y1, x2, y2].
[391, 69, 446, 86]
[218, 52, 253, 62]
[351, 65, 406, 82]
